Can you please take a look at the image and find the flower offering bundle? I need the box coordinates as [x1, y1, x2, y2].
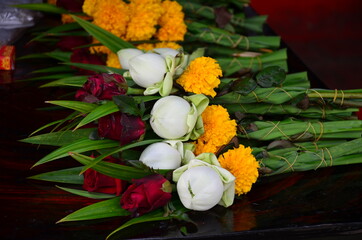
[14, 0, 362, 238]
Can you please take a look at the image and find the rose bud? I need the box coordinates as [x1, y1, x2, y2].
[117, 48, 143, 70]
[98, 112, 146, 145]
[176, 166, 224, 211]
[150, 95, 193, 139]
[139, 142, 182, 170]
[83, 156, 127, 196]
[75, 73, 127, 103]
[120, 174, 172, 216]
[70, 48, 105, 75]
[128, 53, 167, 88]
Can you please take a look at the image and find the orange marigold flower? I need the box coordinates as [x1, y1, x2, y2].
[92, 0, 130, 38]
[176, 57, 222, 97]
[136, 43, 155, 51]
[89, 39, 112, 55]
[155, 0, 187, 41]
[125, 0, 164, 41]
[61, 14, 75, 24]
[154, 41, 182, 49]
[218, 145, 259, 196]
[82, 0, 99, 16]
[106, 52, 121, 68]
[137, 42, 182, 51]
[194, 105, 236, 155]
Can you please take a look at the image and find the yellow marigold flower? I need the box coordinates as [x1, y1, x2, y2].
[92, 0, 130, 38]
[61, 14, 74, 24]
[89, 39, 112, 55]
[176, 57, 222, 97]
[194, 105, 236, 155]
[137, 42, 181, 51]
[136, 43, 155, 51]
[106, 52, 122, 68]
[218, 145, 260, 196]
[155, 0, 187, 41]
[125, 0, 164, 41]
[155, 41, 182, 49]
[82, 0, 99, 16]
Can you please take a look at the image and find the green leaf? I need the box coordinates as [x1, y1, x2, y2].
[57, 197, 130, 223]
[12, 3, 68, 14]
[29, 22, 81, 43]
[62, 62, 126, 75]
[20, 128, 96, 146]
[75, 101, 119, 130]
[232, 77, 257, 95]
[256, 66, 286, 87]
[46, 100, 97, 113]
[31, 66, 74, 74]
[32, 138, 120, 167]
[79, 139, 162, 174]
[70, 152, 152, 181]
[28, 167, 84, 184]
[72, 15, 135, 53]
[16, 53, 48, 60]
[40, 75, 88, 88]
[45, 50, 72, 62]
[106, 199, 188, 239]
[57, 186, 115, 199]
[19, 73, 74, 82]
[113, 95, 140, 116]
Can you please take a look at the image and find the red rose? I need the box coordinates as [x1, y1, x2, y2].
[75, 73, 127, 103]
[357, 108, 362, 120]
[70, 48, 105, 75]
[56, 0, 84, 12]
[56, 36, 91, 52]
[98, 112, 146, 145]
[83, 156, 127, 195]
[120, 174, 172, 216]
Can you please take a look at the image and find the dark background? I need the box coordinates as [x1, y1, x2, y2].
[251, 0, 362, 90]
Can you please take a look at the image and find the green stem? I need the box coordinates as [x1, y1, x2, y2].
[127, 87, 144, 95]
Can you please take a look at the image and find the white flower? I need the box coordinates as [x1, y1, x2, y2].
[150, 95, 191, 139]
[176, 166, 224, 211]
[128, 53, 167, 88]
[173, 155, 236, 210]
[117, 48, 143, 70]
[152, 48, 179, 58]
[139, 142, 181, 170]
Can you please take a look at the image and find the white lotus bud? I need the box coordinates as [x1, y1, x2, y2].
[128, 53, 167, 88]
[139, 142, 181, 170]
[150, 96, 191, 139]
[176, 166, 224, 211]
[153, 48, 179, 58]
[117, 48, 143, 70]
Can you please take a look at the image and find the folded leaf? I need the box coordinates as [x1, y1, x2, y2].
[32, 138, 119, 167]
[28, 167, 84, 184]
[62, 62, 125, 75]
[70, 152, 152, 181]
[57, 197, 130, 223]
[46, 100, 97, 113]
[75, 101, 119, 130]
[57, 186, 115, 199]
[21, 128, 96, 146]
[40, 76, 88, 88]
